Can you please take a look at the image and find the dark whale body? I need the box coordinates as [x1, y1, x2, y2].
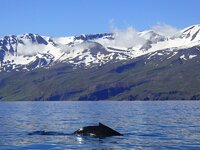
[28, 123, 123, 138]
[74, 123, 123, 138]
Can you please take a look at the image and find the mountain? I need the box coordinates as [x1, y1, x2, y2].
[1, 25, 200, 101]
[0, 25, 200, 72]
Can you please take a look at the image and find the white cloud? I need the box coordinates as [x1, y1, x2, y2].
[17, 41, 46, 56]
[108, 25, 147, 48]
[60, 42, 97, 53]
[107, 23, 181, 49]
[112, 26, 146, 48]
[151, 23, 180, 37]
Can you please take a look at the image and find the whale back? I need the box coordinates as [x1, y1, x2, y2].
[74, 122, 123, 138]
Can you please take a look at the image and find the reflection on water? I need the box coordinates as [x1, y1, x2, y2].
[0, 101, 200, 149]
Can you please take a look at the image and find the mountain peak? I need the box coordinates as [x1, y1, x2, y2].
[139, 30, 166, 43]
[182, 24, 200, 33]
[0, 24, 200, 72]
[180, 25, 200, 41]
[17, 33, 48, 45]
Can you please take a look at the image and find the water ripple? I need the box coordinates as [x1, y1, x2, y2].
[0, 101, 200, 149]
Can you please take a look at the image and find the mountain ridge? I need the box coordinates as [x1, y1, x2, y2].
[1, 24, 200, 72]
[1, 24, 200, 101]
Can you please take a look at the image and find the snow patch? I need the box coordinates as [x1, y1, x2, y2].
[167, 52, 178, 59]
[180, 55, 187, 60]
[189, 55, 197, 59]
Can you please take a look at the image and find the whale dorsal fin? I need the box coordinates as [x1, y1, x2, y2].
[98, 122, 122, 136]
[99, 122, 104, 126]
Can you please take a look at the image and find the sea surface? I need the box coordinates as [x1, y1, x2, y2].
[0, 101, 200, 150]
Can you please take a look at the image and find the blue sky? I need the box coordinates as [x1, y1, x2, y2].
[0, 0, 200, 36]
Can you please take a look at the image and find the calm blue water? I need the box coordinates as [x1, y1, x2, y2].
[0, 101, 200, 150]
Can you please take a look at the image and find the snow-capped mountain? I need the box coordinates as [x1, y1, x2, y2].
[1, 24, 200, 101]
[0, 24, 200, 72]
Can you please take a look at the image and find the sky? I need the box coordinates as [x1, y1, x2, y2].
[0, 0, 200, 37]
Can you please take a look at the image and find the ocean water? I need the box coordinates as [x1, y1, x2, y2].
[0, 101, 200, 150]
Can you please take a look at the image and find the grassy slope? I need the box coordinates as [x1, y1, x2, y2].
[1, 47, 200, 101]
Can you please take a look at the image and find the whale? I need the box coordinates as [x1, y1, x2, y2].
[73, 122, 123, 138]
[28, 123, 123, 138]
